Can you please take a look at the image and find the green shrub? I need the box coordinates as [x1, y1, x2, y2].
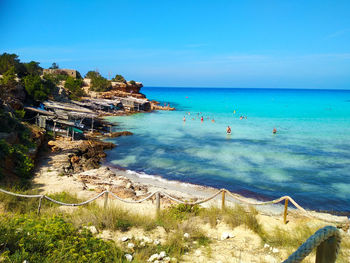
[112, 74, 126, 83]
[0, 214, 125, 262]
[167, 203, 201, 220]
[64, 76, 85, 101]
[24, 74, 55, 102]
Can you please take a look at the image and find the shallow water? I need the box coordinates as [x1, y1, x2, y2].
[105, 87, 350, 212]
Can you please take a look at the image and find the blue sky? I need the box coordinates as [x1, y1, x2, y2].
[1, 0, 349, 89]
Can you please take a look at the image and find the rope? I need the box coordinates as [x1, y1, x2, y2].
[0, 187, 348, 224]
[282, 226, 341, 263]
[43, 191, 106, 206]
[0, 188, 43, 198]
[225, 191, 311, 216]
[162, 190, 223, 205]
[108, 191, 156, 203]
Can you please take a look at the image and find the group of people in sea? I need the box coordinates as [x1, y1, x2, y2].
[183, 111, 277, 135]
[183, 112, 216, 123]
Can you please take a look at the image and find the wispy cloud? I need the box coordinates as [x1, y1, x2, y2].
[326, 29, 350, 39]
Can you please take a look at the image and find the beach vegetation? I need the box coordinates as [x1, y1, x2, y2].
[112, 74, 126, 83]
[68, 204, 157, 232]
[129, 80, 136, 85]
[64, 76, 85, 100]
[0, 214, 125, 263]
[199, 204, 263, 236]
[1, 189, 349, 262]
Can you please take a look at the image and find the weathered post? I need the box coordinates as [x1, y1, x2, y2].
[315, 235, 339, 263]
[283, 198, 289, 224]
[156, 192, 160, 214]
[37, 196, 43, 216]
[221, 190, 226, 210]
[104, 191, 109, 209]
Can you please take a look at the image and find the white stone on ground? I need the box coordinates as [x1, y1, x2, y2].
[125, 254, 133, 262]
[86, 226, 98, 234]
[148, 253, 159, 262]
[221, 232, 234, 240]
[158, 251, 166, 259]
[127, 242, 135, 249]
[183, 232, 190, 238]
[121, 236, 130, 242]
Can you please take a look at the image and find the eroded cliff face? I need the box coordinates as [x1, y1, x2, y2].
[110, 81, 143, 94]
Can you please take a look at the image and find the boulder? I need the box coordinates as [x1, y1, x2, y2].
[109, 131, 133, 138]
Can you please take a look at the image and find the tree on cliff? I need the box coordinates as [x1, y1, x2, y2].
[0, 67, 19, 101]
[23, 61, 42, 76]
[0, 53, 26, 77]
[24, 75, 54, 102]
[64, 76, 85, 100]
[85, 70, 111, 92]
[49, 62, 59, 69]
[112, 74, 126, 83]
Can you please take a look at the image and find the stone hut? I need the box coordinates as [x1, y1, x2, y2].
[43, 69, 77, 78]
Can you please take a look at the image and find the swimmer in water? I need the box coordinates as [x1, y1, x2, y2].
[273, 128, 277, 134]
[211, 119, 215, 123]
[226, 126, 231, 134]
[183, 116, 186, 122]
[201, 116, 204, 122]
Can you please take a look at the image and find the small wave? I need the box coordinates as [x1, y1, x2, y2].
[125, 169, 209, 189]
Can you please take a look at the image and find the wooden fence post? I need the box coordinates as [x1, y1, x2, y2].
[37, 196, 43, 216]
[221, 190, 226, 210]
[283, 198, 289, 224]
[315, 235, 338, 263]
[156, 192, 160, 214]
[104, 191, 109, 209]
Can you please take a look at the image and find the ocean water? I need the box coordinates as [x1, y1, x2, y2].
[105, 88, 350, 212]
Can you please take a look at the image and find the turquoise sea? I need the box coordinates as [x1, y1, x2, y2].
[105, 88, 350, 212]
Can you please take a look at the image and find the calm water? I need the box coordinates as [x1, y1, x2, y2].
[105, 88, 350, 212]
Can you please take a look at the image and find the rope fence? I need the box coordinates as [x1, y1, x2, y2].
[0, 188, 348, 225]
[283, 226, 341, 263]
[0, 187, 347, 263]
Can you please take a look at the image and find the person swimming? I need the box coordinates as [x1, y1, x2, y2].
[273, 128, 277, 134]
[226, 126, 231, 134]
[201, 116, 204, 122]
[183, 116, 186, 122]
